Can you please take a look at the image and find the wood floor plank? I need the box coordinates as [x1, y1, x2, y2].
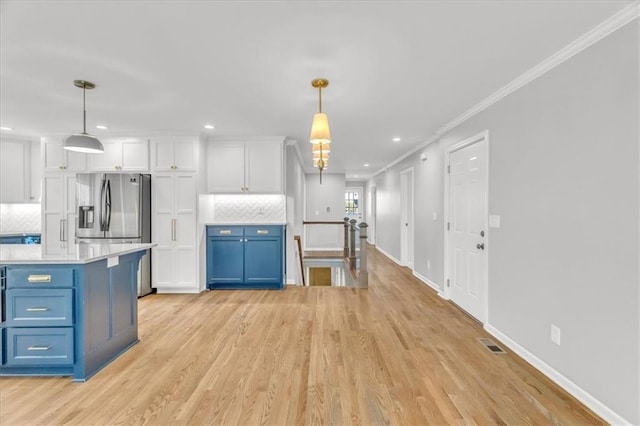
[0, 246, 605, 425]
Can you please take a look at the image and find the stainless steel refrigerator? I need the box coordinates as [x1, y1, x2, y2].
[75, 173, 152, 296]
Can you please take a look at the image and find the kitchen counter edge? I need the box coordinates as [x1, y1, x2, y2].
[0, 243, 157, 264]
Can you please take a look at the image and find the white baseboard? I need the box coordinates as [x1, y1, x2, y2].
[286, 279, 298, 286]
[484, 324, 632, 426]
[154, 288, 201, 294]
[375, 246, 402, 266]
[412, 271, 446, 298]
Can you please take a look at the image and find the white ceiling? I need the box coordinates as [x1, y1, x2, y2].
[0, 0, 632, 177]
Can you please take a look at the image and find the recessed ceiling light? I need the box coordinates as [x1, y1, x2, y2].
[363, 163, 370, 167]
[0, 126, 13, 131]
[392, 137, 401, 142]
[96, 125, 108, 130]
[204, 124, 215, 130]
[353, 175, 359, 178]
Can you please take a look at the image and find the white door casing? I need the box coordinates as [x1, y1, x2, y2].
[400, 168, 414, 269]
[445, 131, 489, 323]
[369, 185, 377, 245]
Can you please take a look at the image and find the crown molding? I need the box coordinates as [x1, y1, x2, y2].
[370, 1, 639, 182]
[436, 2, 640, 136]
[372, 134, 439, 177]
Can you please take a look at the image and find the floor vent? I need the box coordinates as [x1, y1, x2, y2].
[477, 338, 506, 354]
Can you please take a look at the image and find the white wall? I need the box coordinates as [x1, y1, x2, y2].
[285, 144, 305, 284]
[304, 172, 345, 250]
[371, 19, 639, 424]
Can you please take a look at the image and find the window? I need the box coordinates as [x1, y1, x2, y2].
[345, 190, 359, 215]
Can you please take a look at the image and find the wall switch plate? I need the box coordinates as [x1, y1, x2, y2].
[551, 324, 561, 346]
[489, 215, 501, 228]
[427, 260, 431, 269]
[432, 212, 437, 221]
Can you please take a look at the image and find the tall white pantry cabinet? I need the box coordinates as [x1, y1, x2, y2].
[41, 137, 87, 255]
[150, 136, 199, 293]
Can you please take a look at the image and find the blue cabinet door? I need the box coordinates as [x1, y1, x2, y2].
[244, 237, 282, 287]
[207, 237, 244, 286]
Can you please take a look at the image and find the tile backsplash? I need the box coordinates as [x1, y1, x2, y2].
[0, 203, 41, 234]
[199, 194, 286, 224]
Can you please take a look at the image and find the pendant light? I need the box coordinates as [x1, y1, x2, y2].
[310, 78, 331, 183]
[64, 80, 104, 154]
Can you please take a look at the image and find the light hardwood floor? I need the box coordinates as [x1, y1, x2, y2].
[1, 246, 604, 425]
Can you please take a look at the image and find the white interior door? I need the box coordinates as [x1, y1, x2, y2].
[400, 168, 414, 268]
[447, 134, 488, 322]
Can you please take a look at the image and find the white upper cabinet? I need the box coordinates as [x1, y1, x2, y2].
[207, 139, 283, 193]
[87, 138, 149, 172]
[151, 136, 198, 172]
[0, 138, 29, 203]
[42, 137, 87, 172]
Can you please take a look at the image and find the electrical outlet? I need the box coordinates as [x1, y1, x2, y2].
[551, 324, 561, 346]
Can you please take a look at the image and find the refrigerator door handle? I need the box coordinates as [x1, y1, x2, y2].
[99, 177, 107, 231]
[105, 179, 112, 231]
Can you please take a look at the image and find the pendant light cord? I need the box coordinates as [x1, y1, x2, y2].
[82, 85, 87, 134]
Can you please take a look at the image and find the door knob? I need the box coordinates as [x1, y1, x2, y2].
[476, 243, 485, 250]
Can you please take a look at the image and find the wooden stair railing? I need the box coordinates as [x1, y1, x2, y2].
[293, 235, 306, 286]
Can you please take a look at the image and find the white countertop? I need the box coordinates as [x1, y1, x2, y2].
[0, 243, 156, 264]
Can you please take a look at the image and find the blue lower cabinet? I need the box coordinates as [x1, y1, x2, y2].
[244, 238, 282, 286]
[208, 238, 244, 285]
[207, 225, 284, 290]
[6, 327, 74, 366]
[0, 251, 144, 381]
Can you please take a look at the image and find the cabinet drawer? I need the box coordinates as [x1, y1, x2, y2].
[207, 226, 243, 237]
[6, 289, 73, 327]
[6, 268, 74, 288]
[6, 327, 74, 366]
[244, 226, 282, 237]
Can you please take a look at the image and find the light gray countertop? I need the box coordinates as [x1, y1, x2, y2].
[0, 243, 156, 264]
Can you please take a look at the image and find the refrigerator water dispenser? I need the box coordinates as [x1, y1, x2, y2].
[78, 205, 95, 228]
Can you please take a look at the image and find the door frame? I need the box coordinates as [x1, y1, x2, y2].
[369, 184, 377, 245]
[400, 167, 415, 269]
[345, 186, 365, 222]
[443, 130, 490, 323]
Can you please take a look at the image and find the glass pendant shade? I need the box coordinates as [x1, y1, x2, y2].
[312, 142, 330, 154]
[313, 151, 329, 160]
[64, 134, 104, 154]
[309, 113, 331, 144]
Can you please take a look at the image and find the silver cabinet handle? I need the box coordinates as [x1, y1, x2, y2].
[26, 307, 50, 312]
[257, 230, 269, 235]
[27, 345, 51, 351]
[59, 219, 66, 241]
[171, 219, 177, 241]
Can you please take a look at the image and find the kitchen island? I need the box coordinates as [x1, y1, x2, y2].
[0, 243, 155, 381]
